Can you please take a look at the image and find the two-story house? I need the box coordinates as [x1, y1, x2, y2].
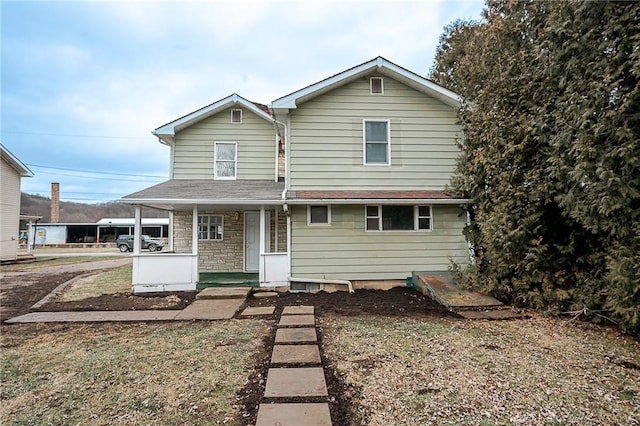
[121, 57, 470, 293]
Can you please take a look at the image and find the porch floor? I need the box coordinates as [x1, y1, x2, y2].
[197, 272, 259, 289]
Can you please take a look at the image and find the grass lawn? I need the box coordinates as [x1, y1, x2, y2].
[60, 264, 132, 301]
[322, 315, 640, 426]
[1, 321, 269, 425]
[1, 256, 116, 272]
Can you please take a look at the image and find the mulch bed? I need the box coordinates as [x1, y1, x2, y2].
[36, 291, 198, 313]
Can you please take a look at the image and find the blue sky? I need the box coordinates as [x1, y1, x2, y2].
[1, 0, 485, 203]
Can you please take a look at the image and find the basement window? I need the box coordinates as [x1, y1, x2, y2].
[231, 109, 242, 123]
[370, 77, 384, 94]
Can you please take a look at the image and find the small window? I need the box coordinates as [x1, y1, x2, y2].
[363, 120, 390, 165]
[231, 109, 242, 123]
[198, 215, 223, 240]
[308, 205, 331, 225]
[365, 205, 433, 231]
[214, 142, 237, 179]
[370, 77, 383, 94]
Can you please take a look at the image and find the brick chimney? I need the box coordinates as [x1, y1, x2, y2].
[51, 182, 60, 223]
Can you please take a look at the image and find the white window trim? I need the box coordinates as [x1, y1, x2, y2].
[214, 141, 238, 180]
[365, 205, 433, 232]
[307, 205, 331, 226]
[231, 109, 242, 123]
[370, 77, 384, 95]
[198, 214, 224, 241]
[362, 119, 391, 166]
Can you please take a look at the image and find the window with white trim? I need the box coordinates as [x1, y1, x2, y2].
[231, 109, 242, 123]
[370, 77, 384, 94]
[198, 215, 223, 240]
[363, 120, 390, 165]
[308, 205, 331, 225]
[365, 205, 433, 231]
[214, 142, 237, 179]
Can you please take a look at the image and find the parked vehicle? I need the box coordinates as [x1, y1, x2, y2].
[116, 235, 164, 252]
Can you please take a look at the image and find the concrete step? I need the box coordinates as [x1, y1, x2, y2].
[271, 345, 321, 364]
[278, 314, 315, 327]
[195, 287, 252, 300]
[256, 403, 331, 426]
[275, 328, 318, 344]
[264, 367, 328, 398]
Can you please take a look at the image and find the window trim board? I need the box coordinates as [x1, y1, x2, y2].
[362, 119, 391, 166]
[214, 141, 238, 180]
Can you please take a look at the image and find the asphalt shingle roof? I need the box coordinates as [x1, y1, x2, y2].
[122, 179, 285, 202]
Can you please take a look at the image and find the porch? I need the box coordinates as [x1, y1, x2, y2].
[197, 272, 259, 289]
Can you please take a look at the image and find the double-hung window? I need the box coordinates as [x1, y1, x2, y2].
[214, 142, 237, 179]
[363, 119, 390, 165]
[365, 205, 432, 231]
[198, 215, 223, 240]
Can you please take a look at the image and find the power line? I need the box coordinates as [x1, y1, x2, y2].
[30, 169, 163, 182]
[2, 130, 150, 140]
[27, 163, 166, 178]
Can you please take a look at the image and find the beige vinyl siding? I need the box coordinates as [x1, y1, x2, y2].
[172, 107, 276, 180]
[290, 204, 468, 280]
[1, 158, 22, 260]
[288, 75, 462, 190]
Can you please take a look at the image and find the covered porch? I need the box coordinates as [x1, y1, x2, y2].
[120, 180, 289, 293]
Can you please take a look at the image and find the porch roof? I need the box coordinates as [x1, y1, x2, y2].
[285, 190, 471, 205]
[120, 179, 285, 210]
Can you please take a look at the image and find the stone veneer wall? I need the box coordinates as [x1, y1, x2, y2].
[173, 209, 288, 273]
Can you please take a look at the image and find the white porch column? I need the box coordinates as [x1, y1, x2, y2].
[191, 205, 198, 255]
[274, 209, 278, 252]
[259, 206, 266, 284]
[133, 206, 142, 254]
[168, 211, 174, 251]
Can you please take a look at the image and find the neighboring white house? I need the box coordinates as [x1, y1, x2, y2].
[1, 144, 33, 261]
[121, 57, 470, 293]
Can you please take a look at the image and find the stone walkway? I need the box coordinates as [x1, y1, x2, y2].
[240, 304, 333, 426]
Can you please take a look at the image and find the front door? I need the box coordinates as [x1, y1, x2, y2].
[244, 212, 260, 272]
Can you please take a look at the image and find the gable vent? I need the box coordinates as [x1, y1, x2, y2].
[370, 77, 383, 94]
[231, 109, 242, 123]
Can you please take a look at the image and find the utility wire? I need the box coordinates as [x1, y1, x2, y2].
[2, 130, 149, 140]
[27, 163, 166, 178]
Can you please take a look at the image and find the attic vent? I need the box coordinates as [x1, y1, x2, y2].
[370, 77, 383, 94]
[231, 109, 242, 123]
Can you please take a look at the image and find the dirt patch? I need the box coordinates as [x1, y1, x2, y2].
[36, 291, 198, 313]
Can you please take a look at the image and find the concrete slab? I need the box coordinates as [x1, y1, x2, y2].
[196, 287, 252, 300]
[5, 310, 180, 323]
[271, 345, 321, 364]
[175, 299, 244, 320]
[240, 306, 275, 316]
[485, 309, 526, 320]
[264, 367, 328, 397]
[253, 291, 279, 299]
[457, 310, 491, 319]
[282, 305, 314, 315]
[414, 274, 504, 308]
[256, 403, 331, 426]
[278, 314, 315, 327]
[275, 328, 317, 343]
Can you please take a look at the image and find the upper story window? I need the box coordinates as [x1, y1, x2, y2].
[370, 77, 384, 94]
[365, 205, 432, 231]
[231, 109, 242, 123]
[308, 205, 331, 225]
[363, 119, 390, 165]
[214, 142, 237, 179]
[198, 215, 223, 240]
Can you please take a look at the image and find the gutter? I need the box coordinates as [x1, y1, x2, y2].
[284, 198, 473, 205]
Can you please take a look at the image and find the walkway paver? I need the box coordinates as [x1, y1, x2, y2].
[253, 291, 279, 298]
[282, 305, 314, 315]
[241, 306, 275, 316]
[196, 287, 252, 300]
[275, 328, 317, 343]
[256, 403, 332, 426]
[175, 299, 244, 320]
[5, 310, 180, 323]
[271, 345, 321, 364]
[278, 314, 315, 326]
[264, 367, 328, 397]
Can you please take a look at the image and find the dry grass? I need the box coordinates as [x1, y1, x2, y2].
[60, 264, 132, 301]
[1, 256, 114, 272]
[1, 321, 269, 425]
[321, 315, 640, 426]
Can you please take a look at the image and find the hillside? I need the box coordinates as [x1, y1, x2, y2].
[20, 193, 168, 223]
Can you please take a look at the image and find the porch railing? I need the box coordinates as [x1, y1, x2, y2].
[132, 253, 198, 293]
[261, 252, 289, 286]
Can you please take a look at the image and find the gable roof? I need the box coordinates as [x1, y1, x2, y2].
[153, 93, 275, 144]
[272, 56, 461, 112]
[0, 143, 34, 177]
